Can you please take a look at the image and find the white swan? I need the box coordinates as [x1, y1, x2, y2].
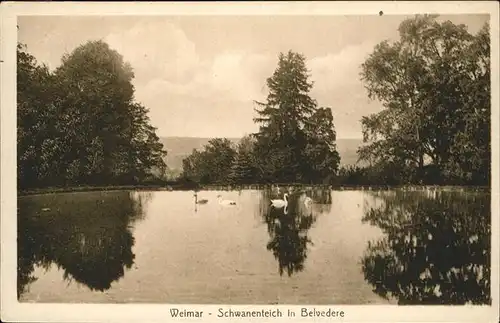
[271, 193, 288, 208]
[217, 195, 236, 206]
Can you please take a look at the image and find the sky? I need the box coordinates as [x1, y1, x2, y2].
[18, 14, 488, 139]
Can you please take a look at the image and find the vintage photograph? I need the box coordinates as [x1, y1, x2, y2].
[1, 1, 499, 322]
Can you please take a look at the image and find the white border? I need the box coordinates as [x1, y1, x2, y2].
[1, 2, 499, 323]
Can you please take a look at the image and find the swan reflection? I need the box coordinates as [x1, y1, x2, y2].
[259, 187, 332, 276]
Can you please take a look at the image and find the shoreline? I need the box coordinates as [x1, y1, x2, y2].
[18, 185, 171, 197]
[18, 184, 491, 196]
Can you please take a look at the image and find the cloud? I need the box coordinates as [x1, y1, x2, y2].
[103, 19, 277, 137]
[308, 41, 377, 96]
[134, 39, 382, 138]
[105, 19, 273, 106]
[105, 20, 200, 84]
[132, 48, 274, 137]
[22, 17, 382, 138]
[304, 42, 383, 138]
[138, 50, 272, 105]
[210, 51, 272, 101]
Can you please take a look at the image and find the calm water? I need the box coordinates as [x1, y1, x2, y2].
[17, 188, 491, 305]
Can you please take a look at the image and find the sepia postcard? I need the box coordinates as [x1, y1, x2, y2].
[1, 1, 499, 322]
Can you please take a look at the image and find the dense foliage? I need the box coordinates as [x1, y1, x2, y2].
[228, 135, 260, 184]
[358, 15, 490, 185]
[17, 41, 167, 189]
[181, 138, 236, 184]
[253, 51, 340, 183]
[19, 14, 491, 188]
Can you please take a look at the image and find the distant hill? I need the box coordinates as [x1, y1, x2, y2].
[159, 136, 365, 178]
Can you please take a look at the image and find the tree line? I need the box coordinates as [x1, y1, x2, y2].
[18, 15, 490, 189]
[18, 40, 167, 189]
[181, 15, 491, 186]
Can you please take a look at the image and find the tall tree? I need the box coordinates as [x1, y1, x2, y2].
[253, 51, 315, 182]
[53, 40, 167, 184]
[53, 40, 134, 183]
[359, 15, 490, 184]
[253, 50, 340, 183]
[17, 40, 167, 188]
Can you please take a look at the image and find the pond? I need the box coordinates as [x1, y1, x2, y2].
[17, 187, 491, 305]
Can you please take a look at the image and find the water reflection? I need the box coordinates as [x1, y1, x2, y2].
[306, 188, 332, 215]
[361, 190, 491, 305]
[259, 188, 332, 276]
[18, 191, 150, 299]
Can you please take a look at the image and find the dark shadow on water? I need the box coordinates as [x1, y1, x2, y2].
[258, 187, 332, 277]
[17, 191, 150, 299]
[361, 189, 491, 305]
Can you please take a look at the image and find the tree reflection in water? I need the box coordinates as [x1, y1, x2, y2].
[361, 189, 490, 305]
[17, 191, 151, 299]
[259, 187, 332, 276]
